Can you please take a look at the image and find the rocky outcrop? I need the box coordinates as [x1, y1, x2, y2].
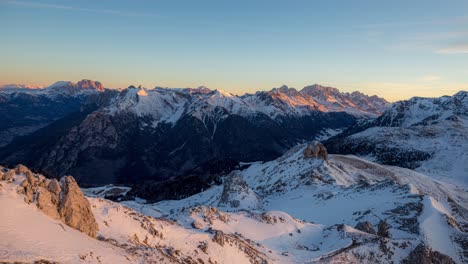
[36, 186, 60, 219]
[304, 141, 328, 160]
[402, 244, 455, 264]
[218, 173, 262, 210]
[377, 220, 390, 238]
[58, 176, 98, 238]
[1, 165, 99, 238]
[4, 169, 15, 181]
[355, 221, 376, 235]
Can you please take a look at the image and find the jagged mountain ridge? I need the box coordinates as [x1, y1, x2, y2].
[105, 84, 388, 125]
[326, 91, 468, 187]
[0, 80, 387, 186]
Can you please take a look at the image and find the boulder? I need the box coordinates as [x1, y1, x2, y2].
[58, 176, 99, 238]
[212, 230, 225, 246]
[47, 179, 61, 195]
[355, 221, 376, 235]
[4, 170, 15, 181]
[15, 164, 31, 175]
[191, 220, 204, 230]
[402, 244, 455, 264]
[25, 171, 36, 186]
[218, 174, 262, 210]
[20, 179, 29, 188]
[377, 220, 390, 238]
[36, 187, 60, 219]
[47, 179, 61, 205]
[303, 141, 328, 160]
[24, 185, 35, 203]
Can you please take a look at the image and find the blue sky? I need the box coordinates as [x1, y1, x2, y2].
[1, 0, 467, 101]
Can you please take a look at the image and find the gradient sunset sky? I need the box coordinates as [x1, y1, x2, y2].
[1, 0, 467, 101]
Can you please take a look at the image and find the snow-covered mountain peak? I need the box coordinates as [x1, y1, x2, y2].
[375, 90, 468, 127]
[45, 79, 105, 95]
[301, 84, 340, 96]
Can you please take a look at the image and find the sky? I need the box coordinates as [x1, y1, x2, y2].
[0, 0, 467, 101]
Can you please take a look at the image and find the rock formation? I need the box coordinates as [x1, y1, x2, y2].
[402, 244, 455, 264]
[218, 173, 262, 210]
[303, 141, 328, 160]
[58, 176, 99, 238]
[355, 221, 376, 235]
[1, 165, 99, 238]
[377, 220, 390, 238]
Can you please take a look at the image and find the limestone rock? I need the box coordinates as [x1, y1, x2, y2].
[25, 171, 36, 186]
[58, 176, 99, 238]
[212, 230, 225, 246]
[303, 141, 328, 160]
[4, 170, 15, 181]
[191, 220, 204, 230]
[402, 244, 455, 264]
[47, 179, 61, 195]
[355, 221, 376, 235]
[36, 187, 60, 219]
[24, 184, 35, 203]
[47, 179, 61, 205]
[15, 164, 31, 175]
[20, 179, 29, 188]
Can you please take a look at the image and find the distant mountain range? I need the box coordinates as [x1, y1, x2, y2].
[0, 80, 389, 186]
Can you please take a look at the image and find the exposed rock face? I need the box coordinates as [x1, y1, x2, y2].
[355, 221, 376, 235]
[402, 244, 455, 264]
[303, 141, 328, 160]
[15, 164, 31, 174]
[36, 186, 60, 219]
[218, 173, 262, 210]
[76, 79, 104, 92]
[191, 220, 204, 230]
[58, 176, 99, 238]
[0, 166, 99, 238]
[4, 170, 15, 181]
[377, 220, 390, 238]
[212, 230, 226, 246]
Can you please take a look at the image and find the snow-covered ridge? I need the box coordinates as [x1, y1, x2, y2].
[326, 91, 468, 187]
[0, 80, 389, 123]
[104, 83, 389, 127]
[376, 90, 467, 127]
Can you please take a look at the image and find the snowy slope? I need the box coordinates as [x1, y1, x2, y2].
[326, 91, 468, 187]
[128, 144, 467, 263]
[0, 177, 133, 264]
